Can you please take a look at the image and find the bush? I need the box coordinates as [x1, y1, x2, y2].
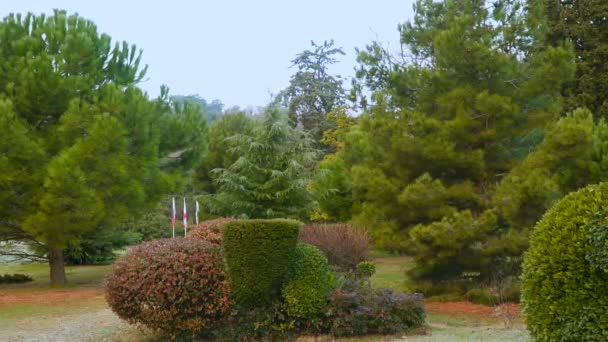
[299, 223, 369, 270]
[212, 301, 297, 341]
[282, 243, 331, 321]
[327, 286, 425, 336]
[0, 273, 33, 284]
[223, 219, 300, 308]
[355, 261, 376, 278]
[522, 182, 608, 341]
[105, 238, 232, 339]
[187, 217, 235, 245]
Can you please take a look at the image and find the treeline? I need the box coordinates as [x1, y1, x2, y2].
[2, 0, 608, 290]
[311, 0, 608, 295]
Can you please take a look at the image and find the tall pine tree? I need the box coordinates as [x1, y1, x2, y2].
[0, 11, 204, 285]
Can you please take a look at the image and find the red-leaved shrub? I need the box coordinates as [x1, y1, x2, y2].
[187, 217, 235, 245]
[105, 238, 232, 339]
[299, 223, 369, 270]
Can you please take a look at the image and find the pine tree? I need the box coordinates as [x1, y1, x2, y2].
[0, 11, 204, 285]
[328, 0, 575, 284]
[209, 106, 317, 219]
[540, 0, 608, 118]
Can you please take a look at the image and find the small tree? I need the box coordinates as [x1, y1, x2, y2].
[209, 106, 317, 219]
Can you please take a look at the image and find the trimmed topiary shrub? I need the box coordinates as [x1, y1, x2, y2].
[299, 223, 369, 270]
[187, 217, 235, 245]
[105, 238, 233, 339]
[522, 182, 608, 341]
[222, 219, 301, 308]
[282, 243, 331, 321]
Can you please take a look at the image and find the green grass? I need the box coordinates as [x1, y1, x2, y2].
[370, 255, 414, 290]
[0, 262, 111, 288]
[0, 255, 530, 341]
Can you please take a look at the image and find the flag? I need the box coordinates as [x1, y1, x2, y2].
[195, 201, 200, 225]
[171, 197, 176, 238]
[183, 197, 188, 236]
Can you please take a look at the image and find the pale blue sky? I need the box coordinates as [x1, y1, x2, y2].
[0, 1, 414, 108]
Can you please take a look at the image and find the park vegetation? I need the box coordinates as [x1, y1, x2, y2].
[2, 0, 608, 339]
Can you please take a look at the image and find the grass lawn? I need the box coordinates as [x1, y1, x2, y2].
[0, 256, 529, 341]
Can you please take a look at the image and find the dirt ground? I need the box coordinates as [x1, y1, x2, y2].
[0, 287, 105, 307]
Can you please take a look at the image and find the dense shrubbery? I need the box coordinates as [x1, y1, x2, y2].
[222, 219, 300, 308]
[299, 223, 369, 270]
[327, 274, 425, 336]
[105, 238, 232, 339]
[107, 218, 426, 340]
[0, 273, 33, 284]
[282, 243, 331, 321]
[522, 183, 608, 341]
[187, 217, 235, 245]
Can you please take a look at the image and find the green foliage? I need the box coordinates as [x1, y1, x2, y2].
[282, 243, 331, 320]
[222, 219, 300, 308]
[494, 108, 608, 229]
[209, 107, 318, 219]
[0, 11, 206, 284]
[194, 111, 255, 193]
[327, 285, 425, 337]
[171, 94, 224, 122]
[522, 183, 608, 341]
[63, 228, 141, 265]
[355, 261, 376, 278]
[408, 210, 498, 281]
[315, 0, 575, 291]
[105, 238, 232, 339]
[0, 273, 33, 284]
[539, 0, 608, 118]
[279, 40, 346, 149]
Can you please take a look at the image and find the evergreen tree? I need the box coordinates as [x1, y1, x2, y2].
[194, 111, 256, 193]
[0, 11, 204, 285]
[326, 0, 574, 285]
[279, 40, 346, 150]
[208, 106, 317, 219]
[540, 0, 608, 118]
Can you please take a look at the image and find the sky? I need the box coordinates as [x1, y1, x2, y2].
[0, 1, 415, 108]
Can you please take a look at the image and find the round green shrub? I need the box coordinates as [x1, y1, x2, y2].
[356, 261, 376, 278]
[105, 238, 233, 339]
[282, 243, 331, 320]
[522, 182, 608, 341]
[222, 219, 301, 308]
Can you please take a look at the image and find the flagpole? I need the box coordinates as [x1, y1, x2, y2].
[195, 201, 199, 225]
[183, 197, 188, 236]
[171, 197, 176, 238]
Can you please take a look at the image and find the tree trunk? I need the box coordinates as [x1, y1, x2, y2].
[49, 248, 66, 286]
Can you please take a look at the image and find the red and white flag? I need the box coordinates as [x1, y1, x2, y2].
[183, 197, 188, 236]
[171, 197, 176, 238]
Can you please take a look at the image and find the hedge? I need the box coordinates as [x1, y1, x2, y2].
[522, 182, 608, 341]
[282, 243, 331, 320]
[222, 219, 300, 308]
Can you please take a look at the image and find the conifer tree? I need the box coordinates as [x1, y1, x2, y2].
[209, 106, 317, 219]
[0, 11, 204, 285]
